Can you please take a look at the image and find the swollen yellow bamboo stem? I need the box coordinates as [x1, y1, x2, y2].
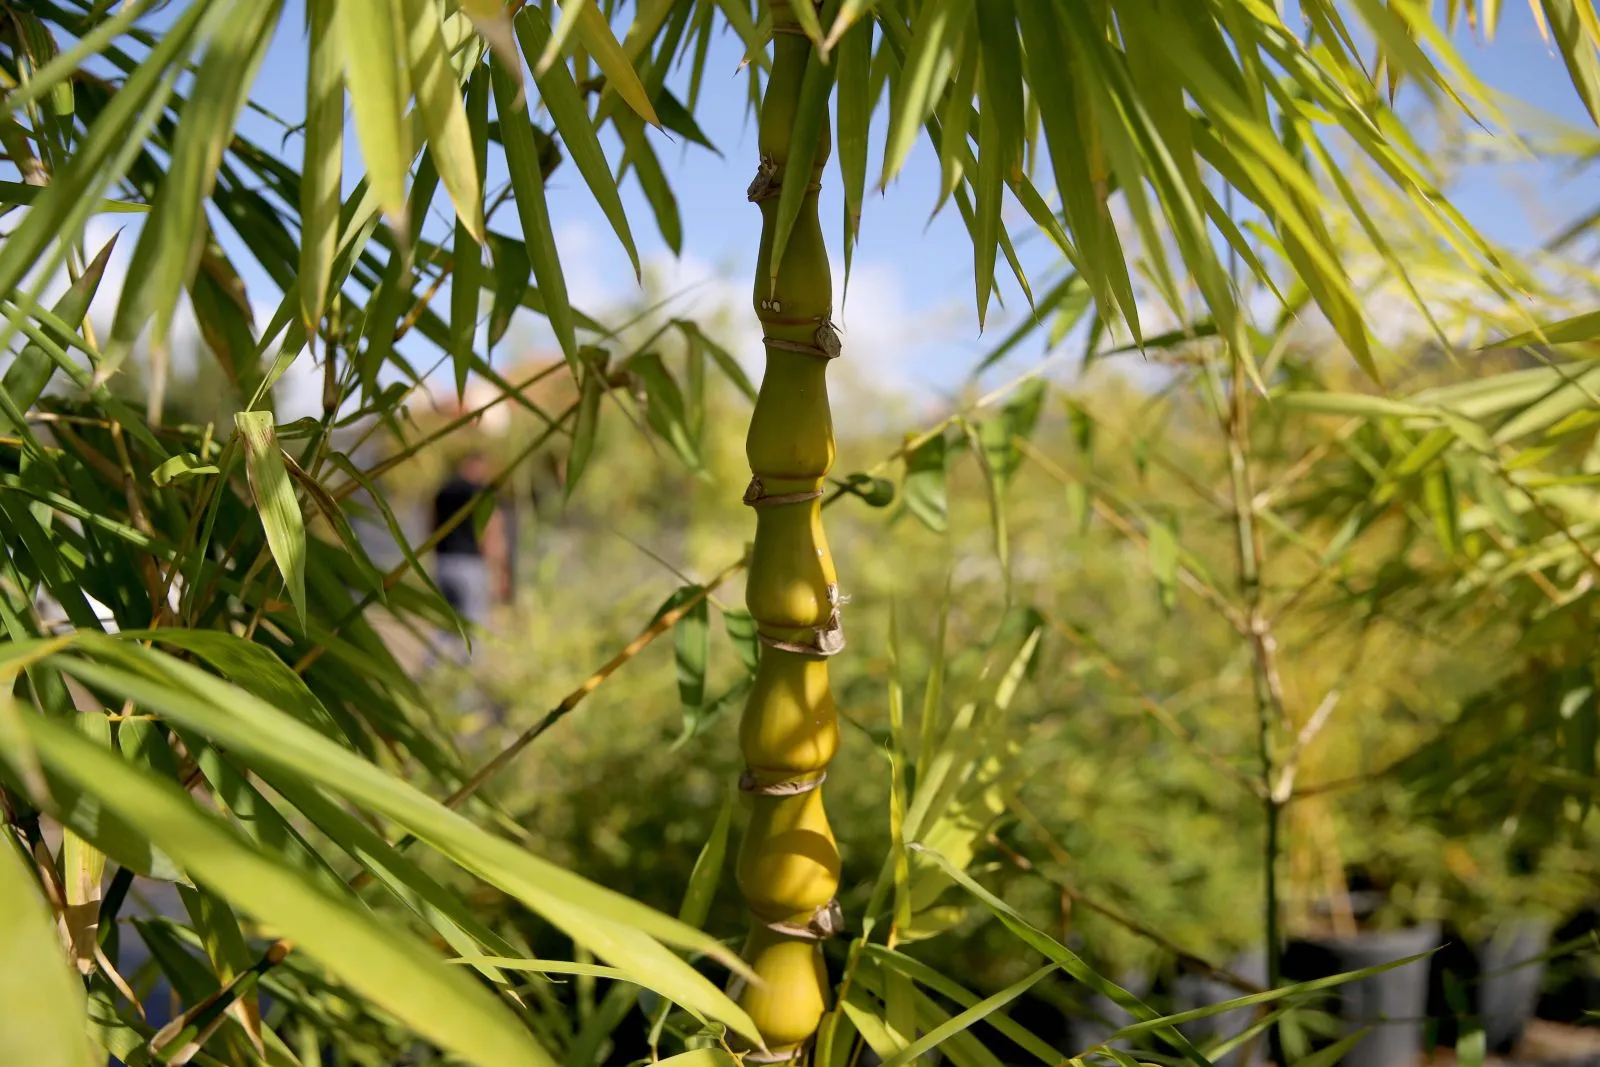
[734, 1, 842, 1057]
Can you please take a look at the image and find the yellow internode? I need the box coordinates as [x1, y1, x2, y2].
[740, 655, 840, 778]
[735, 1, 842, 1055]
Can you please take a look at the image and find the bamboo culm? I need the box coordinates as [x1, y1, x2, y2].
[734, 1, 843, 1056]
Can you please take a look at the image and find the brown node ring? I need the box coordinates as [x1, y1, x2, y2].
[743, 475, 824, 508]
[757, 583, 845, 657]
[762, 320, 841, 361]
[739, 768, 828, 796]
[764, 898, 845, 942]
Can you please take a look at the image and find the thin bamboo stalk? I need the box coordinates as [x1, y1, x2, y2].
[734, 1, 842, 1055]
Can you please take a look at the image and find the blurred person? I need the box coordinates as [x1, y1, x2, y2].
[430, 449, 510, 635]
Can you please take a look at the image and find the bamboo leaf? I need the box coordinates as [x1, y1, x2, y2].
[723, 609, 760, 675]
[880, 965, 1057, 1067]
[914, 845, 1215, 1067]
[8, 711, 553, 1067]
[566, 346, 607, 498]
[627, 351, 701, 470]
[493, 59, 579, 366]
[902, 430, 949, 534]
[881, 0, 967, 187]
[652, 584, 710, 728]
[405, 0, 484, 242]
[110, 0, 283, 358]
[451, 67, 490, 397]
[339, 0, 412, 230]
[53, 646, 762, 1035]
[300, 0, 343, 331]
[534, 0, 589, 76]
[458, 0, 522, 80]
[234, 411, 307, 623]
[0, 235, 117, 434]
[770, 49, 835, 294]
[517, 8, 641, 279]
[677, 320, 757, 402]
[972, 90, 1003, 328]
[836, 14, 873, 290]
[576, 1, 660, 125]
[0, 830, 99, 1067]
[487, 231, 532, 346]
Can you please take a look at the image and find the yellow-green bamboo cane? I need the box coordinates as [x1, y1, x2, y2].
[734, 1, 843, 1056]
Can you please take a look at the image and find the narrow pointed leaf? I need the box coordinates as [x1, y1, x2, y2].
[405, 0, 485, 241]
[300, 0, 343, 330]
[339, 0, 412, 229]
[0, 832, 99, 1067]
[234, 411, 307, 623]
[492, 58, 578, 365]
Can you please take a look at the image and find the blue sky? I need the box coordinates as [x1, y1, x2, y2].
[79, 3, 1600, 418]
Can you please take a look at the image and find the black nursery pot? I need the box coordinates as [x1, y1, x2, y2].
[1067, 971, 1154, 1055]
[1428, 918, 1553, 1054]
[1279, 922, 1442, 1067]
[1172, 951, 1270, 1067]
[1477, 918, 1556, 1053]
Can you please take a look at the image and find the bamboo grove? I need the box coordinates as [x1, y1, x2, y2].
[735, 0, 845, 1054]
[5, 0, 1600, 1064]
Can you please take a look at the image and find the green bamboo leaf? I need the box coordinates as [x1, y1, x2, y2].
[457, 0, 522, 81]
[654, 1051, 739, 1067]
[627, 351, 701, 470]
[0, 831, 99, 1067]
[566, 346, 607, 498]
[616, 110, 683, 253]
[0, 181, 145, 214]
[299, 0, 343, 331]
[664, 585, 709, 731]
[53, 646, 762, 1037]
[790, 0, 826, 51]
[656, 87, 719, 154]
[110, 0, 284, 358]
[451, 67, 490, 397]
[234, 411, 307, 623]
[7, 712, 552, 1067]
[902, 430, 949, 534]
[973, 0, 1022, 176]
[487, 231, 532, 346]
[934, 30, 978, 215]
[492, 58, 578, 366]
[533, 0, 589, 76]
[677, 320, 756, 402]
[1493, 365, 1600, 443]
[770, 45, 833, 295]
[712, 0, 771, 71]
[1149, 515, 1179, 613]
[1277, 392, 1429, 418]
[0, 234, 117, 435]
[121, 629, 341, 740]
[0, 0, 215, 356]
[723, 609, 760, 674]
[880, 0, 968, 187]
[680, 786, 733, 926]
[404, 0, 485, 242]
[836, 14, 873, 289]
[972, 90, 1003, 328]
[576, 1, 660, 125]
[867, 947, 1057, 1064]
[913, 844, 1214, 1067]
[339, 0, 412, 230]
[879, 965, 1057, 1067]
[516, 8, 641, 279]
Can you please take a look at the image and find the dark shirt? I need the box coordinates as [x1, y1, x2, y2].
[432, 474, 482, 556]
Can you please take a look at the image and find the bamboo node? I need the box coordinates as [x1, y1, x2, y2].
[764, 898, 844, 941]
[756, 583, 845, 657]
[743, 475, 824, 508]
[747, 157, 778, 202]
[740, 768, 827, 796]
